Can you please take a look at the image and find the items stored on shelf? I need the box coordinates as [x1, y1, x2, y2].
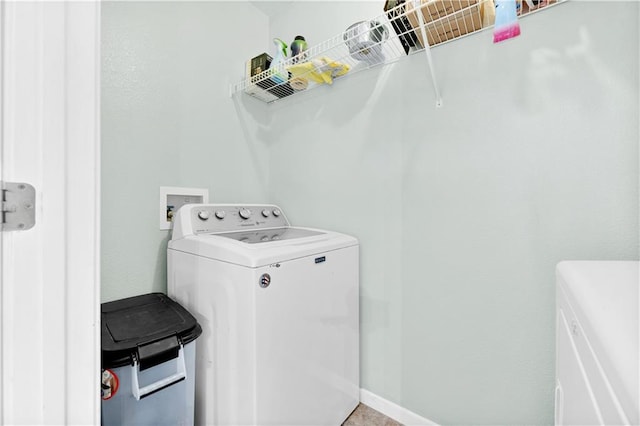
[384, 0, 421, 55]
[405, 0, 492, 47]
[344, 20, 390, 65]
[493, 0, 522, 43]
[233, 0, 564, 104]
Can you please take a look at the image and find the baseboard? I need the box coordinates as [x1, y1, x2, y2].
[359, 389, 439, 426]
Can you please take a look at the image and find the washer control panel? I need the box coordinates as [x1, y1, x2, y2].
[190, 204, 289, 234]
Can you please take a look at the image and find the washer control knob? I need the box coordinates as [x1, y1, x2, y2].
[261, 209, 270, 218]
[214, 210, 226, 220]
[272, 209, 281, 217]
[197, 211, 210, 221]
[239, 208, 252, 220]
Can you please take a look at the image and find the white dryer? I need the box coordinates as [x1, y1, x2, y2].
[167, 204, 359, 426]
[555, 261, 639, 425]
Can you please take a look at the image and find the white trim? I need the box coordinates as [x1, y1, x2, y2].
[360, 388, 440, 426]
[0, 0, 4, 421]
[64, 1, 101, 423]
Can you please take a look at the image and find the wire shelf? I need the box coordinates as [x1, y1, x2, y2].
[231, 0, 562, 104]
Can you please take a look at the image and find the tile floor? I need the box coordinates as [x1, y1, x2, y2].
[342, 404, 402, 426]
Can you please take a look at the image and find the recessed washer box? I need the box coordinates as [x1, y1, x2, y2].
[159, 187, 209, 230]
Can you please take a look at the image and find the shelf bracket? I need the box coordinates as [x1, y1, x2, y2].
[413, 0, 443, 108]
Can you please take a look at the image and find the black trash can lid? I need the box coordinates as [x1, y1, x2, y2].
[101, 293, 202, 369]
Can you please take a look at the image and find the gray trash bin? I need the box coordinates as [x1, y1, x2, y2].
[101, 293, 202, 426]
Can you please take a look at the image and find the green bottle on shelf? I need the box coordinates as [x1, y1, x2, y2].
[290, 35, 308, 64]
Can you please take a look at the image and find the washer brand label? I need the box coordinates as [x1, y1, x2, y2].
[314, 256, 326, 264]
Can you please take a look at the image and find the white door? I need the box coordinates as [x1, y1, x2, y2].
[0, 1, 100, 424]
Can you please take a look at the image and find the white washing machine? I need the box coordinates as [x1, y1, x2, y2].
[167, 204, 359, 426]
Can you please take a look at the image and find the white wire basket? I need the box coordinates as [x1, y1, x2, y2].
[231, 0, 561, 104]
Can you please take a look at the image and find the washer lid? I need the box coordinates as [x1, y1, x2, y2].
[217, 227, 324, 244]
[168, 226, 358, 268]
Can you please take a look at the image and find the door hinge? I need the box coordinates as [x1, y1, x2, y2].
[1, 182, 36, 231]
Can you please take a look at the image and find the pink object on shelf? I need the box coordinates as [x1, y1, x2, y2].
[493, 23, 521, 43]
[493, 0, 521, 43]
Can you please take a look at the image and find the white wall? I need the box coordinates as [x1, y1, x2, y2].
[261, 1, 639, 424]
[101, 1, 271, 301]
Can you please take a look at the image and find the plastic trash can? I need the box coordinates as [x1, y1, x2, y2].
[101, 293, 202, 426]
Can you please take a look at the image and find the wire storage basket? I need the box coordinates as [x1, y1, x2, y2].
[231, 0, 561, 104]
